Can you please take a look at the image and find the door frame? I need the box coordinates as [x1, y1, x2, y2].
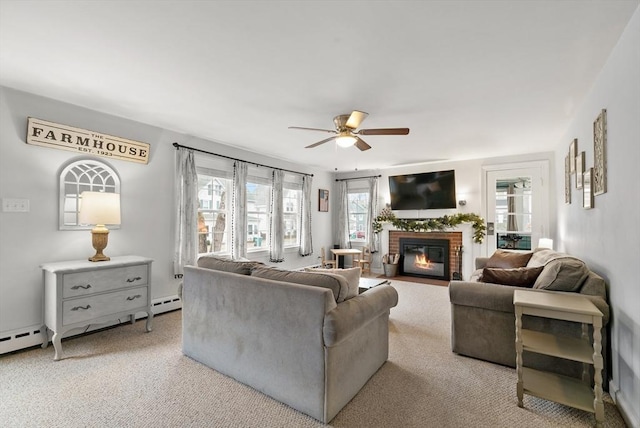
[481, 160, 550, 256]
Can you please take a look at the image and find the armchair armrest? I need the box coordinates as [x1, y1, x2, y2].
[323, 284, 398, 347]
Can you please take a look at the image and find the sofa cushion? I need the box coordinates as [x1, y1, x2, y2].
[306, 267, 361, 299]
[527, 248, 563, 267]
[481, 266, 544, 288]
[486, 250, 533, 269]
[533, 257, 589, 292]
[251, 267, 349, 302]
[197, 255, 265, 275]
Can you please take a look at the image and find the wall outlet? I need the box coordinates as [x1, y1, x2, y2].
[2, 198, 30, 212]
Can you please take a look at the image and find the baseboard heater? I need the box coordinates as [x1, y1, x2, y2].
[0, 294, 182, 355]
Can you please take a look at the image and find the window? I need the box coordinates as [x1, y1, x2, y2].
[196, 162, 303, 256]
[59, 158, 120, 230]
[347, 190, 369, 242]
[197, 172, 231, 254]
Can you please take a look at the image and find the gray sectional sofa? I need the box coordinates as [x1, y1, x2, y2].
[449, 248, 610, 385]
[182, 256, 398, 423]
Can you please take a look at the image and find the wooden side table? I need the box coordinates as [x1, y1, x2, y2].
[514, 289, 604, 427]
[41, 256, 154, 360]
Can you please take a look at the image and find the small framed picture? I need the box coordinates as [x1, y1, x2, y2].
[593, 109, 607, 195]
[318, 189, 329, 212]
[564, 154, 571, 204]
[569, 139, 578, 173]
[576, 152, 585, 189]
[583, 168, 593, 209]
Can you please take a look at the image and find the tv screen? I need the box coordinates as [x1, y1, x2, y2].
[389, 170, 457, 210]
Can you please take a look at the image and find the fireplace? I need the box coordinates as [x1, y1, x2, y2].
[399, 238, 450, 280]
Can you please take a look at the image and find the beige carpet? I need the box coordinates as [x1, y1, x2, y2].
[0, 280, 626, 427]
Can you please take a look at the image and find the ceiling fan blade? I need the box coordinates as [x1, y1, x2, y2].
[345, 110, 369, 129]
[357, 128, 410, 136]
[305, 136, 336, 149]
[354, 137, 372, 151]
[289, 126, 337, 134]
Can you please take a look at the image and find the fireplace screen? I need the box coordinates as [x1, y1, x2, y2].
[399, 238, 450, 280]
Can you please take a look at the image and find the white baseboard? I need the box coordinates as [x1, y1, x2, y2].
[609, 379, 639, 428]
[0, 294, 182, 355]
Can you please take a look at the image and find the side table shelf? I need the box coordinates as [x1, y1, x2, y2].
[41, 255, 154, 361]
[514, 289, 604, 427]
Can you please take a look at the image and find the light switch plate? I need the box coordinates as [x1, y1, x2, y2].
[2, 198, 30, 212]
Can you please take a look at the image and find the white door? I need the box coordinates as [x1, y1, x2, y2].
[483, 161, 549, 254]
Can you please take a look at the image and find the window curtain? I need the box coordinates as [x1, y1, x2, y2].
[299, 175, 313, 256]
[507, 183, 518, 232]
[366, 176, 379, 253]
[336, 180, 350, 248]
[173, 148, 198, 277]
[232, 161, 248, 259]
[269, 169, 284, 262]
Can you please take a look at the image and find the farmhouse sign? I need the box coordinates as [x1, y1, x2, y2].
[26, 117, 150, 164]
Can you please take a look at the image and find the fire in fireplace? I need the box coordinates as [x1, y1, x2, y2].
[399, 238, 450, 280]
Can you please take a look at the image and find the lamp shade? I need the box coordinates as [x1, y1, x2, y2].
[537, 238, 554, 249]
[336, 135, 356, 147]
[79, 191, 121, 225]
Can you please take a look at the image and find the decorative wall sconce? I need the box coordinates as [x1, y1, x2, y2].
[79, 191, 121, 262]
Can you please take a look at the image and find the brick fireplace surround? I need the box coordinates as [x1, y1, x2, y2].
[388, 231, 463, 280]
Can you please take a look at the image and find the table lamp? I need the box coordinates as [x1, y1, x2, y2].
[537, 238, 554, 250]
[79, 191, 121, 262]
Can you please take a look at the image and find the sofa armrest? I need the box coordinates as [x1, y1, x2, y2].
[323, 284, 398, 347]
[449, 280, 515, 313]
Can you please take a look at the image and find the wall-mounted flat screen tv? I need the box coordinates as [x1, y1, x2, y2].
[389, 170, 457, 210]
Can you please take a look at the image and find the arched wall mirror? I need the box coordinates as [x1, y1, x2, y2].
[59, 158, 121, 230]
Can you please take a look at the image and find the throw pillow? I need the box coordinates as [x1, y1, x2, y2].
[533, 257, 589, 292]
[486, 249, 533, 269]
[306, 267, 361, 299]
[197, 255, 265, 275]
[481, 266, 544, 288]
[251, 267, 349, 302]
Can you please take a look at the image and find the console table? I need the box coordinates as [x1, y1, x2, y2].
[41, 256, 154, 360]
[514, 289, 604, 427]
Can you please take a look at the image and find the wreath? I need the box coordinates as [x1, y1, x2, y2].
[373, 207, 486, 244]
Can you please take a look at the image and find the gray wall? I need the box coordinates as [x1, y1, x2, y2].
[0, 87, 333, 344]
[554, 8, 639, 426]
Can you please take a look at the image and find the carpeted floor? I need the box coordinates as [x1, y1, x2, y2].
[0, 280, 626, 427]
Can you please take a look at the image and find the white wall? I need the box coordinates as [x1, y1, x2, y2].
[0, 87, 333, 348]
[554, 7, 640, 426]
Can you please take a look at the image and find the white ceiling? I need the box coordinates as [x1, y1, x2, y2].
[1, 1, 638, 172]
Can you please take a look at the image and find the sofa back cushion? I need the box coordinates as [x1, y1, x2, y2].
[481, 266, 544, 288]
[532, 257, 590, 292]
[251, 267, 349, 302]
[305, 267, 361, 299]
[197, 255, 265, 275]
[485, 249, 533, 269]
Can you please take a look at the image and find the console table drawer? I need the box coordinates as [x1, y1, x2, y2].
[63, 286, 148, 325]
[63, 265, 148, 298]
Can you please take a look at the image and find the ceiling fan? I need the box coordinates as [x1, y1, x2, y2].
[289, 110, 409, 151]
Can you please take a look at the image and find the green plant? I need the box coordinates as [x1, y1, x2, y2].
[373, 209, 486, 244]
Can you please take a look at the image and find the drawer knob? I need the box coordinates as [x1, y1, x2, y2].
[71, 284, 92, 290]
[126, 277, 142, 283]
[71, 305, 91, 311]
[126, 294, 142, 301]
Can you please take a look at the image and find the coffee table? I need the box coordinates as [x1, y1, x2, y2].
[358, 277, 390, 294]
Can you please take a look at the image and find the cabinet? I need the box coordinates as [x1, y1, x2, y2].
[514, 289, 604, 427]
[41, 256, 153, 360]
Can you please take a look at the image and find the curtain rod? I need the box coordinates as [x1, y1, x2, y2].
[173, 142, 313, 177]
[335, 174, 382, 182]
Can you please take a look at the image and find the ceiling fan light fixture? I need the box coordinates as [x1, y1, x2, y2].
[336, 134, 356, 147]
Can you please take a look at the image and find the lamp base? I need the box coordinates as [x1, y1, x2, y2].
[89, 226, 111, 262]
